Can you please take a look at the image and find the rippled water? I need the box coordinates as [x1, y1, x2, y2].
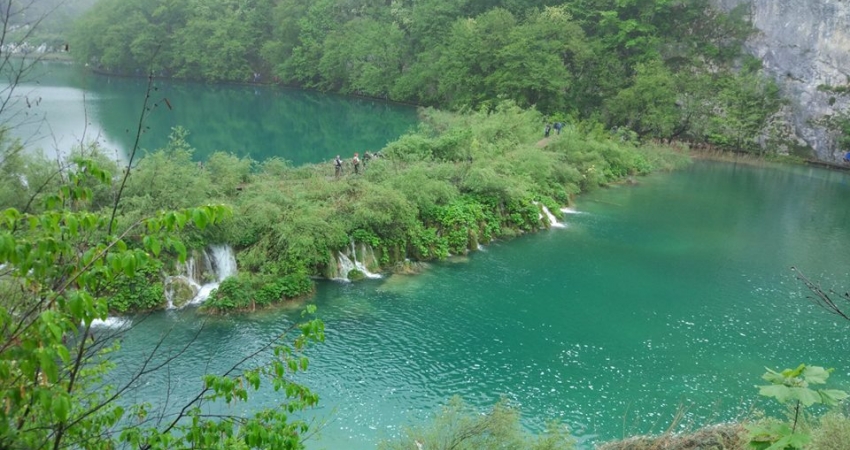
[105, 161, 850, 448]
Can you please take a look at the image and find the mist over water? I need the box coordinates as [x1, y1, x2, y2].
[106, 161, 850, 449]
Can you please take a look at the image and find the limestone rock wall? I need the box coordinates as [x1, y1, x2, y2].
[712, 0, 850, 160]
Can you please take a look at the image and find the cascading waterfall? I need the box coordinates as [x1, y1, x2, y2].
[189, 245, 237, 305]
[332, 240, 382, 281]
[334, 252, 357, 281]
[165, 245, 238, 308]
[350, 240, 381, 279]
[533, 202, 566, 228]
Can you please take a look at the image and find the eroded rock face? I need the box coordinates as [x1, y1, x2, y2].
[713, 0, 850, 161]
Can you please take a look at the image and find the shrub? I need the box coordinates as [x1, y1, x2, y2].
[377, 396, 575, 450]
[810, 412, 850, 450]
[105, 259, 165, 312]
[206, 276, 252, 311]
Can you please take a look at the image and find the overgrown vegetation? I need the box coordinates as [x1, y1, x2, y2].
[0, 159, 326, 448]
[378, 396, 575, 450]
[747, 364, 848, 449]
[129, 102, 687, 311]
[69, 0, 789, 154]
[1, 101, 686, 313]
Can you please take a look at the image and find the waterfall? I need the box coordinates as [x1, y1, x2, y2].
[534, 202, 566, 228]
[189, 245, 237, 305]
[164, 245, 238, 308]
[333, 252, 357, 282]
[91, 317, 132, 329]
[350, 241, 381, 279]
[207, 245, 237, 281]
[332, 241, 382, 281]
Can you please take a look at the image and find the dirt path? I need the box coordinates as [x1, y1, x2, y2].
[536, 137, 551, 148]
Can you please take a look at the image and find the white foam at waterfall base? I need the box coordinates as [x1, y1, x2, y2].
[349, 241, 382, 279]
[334, 248, 382, 282]
[355, 260, 382, 279]
[560, 207, 583, 214]
[190, 283, 221, 305]
[164, 274, 202, 309]
[187, 245, 238, 305]
[533, 202, 566, 228]
[162, 245, 237, 307]
[333, 252, 356, 282]
[91, 317, 131, 329]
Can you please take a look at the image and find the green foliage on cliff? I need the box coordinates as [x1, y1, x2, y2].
[70, 0, 785, 152]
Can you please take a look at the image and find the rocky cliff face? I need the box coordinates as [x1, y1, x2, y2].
[712, 0, 850, 161]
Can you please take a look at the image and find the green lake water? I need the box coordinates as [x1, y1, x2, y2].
[103, 161, 850, 448]
[6, 62, 418, 164]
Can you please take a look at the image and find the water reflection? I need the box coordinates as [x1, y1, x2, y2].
[4, 61, 418, 164]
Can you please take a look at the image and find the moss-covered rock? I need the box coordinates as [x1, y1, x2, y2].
[347, 269, 365, 281]
[165, 276, 199, 308]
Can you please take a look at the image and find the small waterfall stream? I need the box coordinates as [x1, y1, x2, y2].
[534, 202, 566, 228]
[165, 245, 238, 308]
[332, 240, 382, 281]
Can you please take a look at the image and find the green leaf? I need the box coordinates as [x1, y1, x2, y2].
[40, 351, 58, 382]
[802, 365, 831, 384]
[192, 208, 209, 230]
[52, 395, 70, 422]
[758, 384, 792, 403]
[56, 345, 71, 364]
[144, 235, 162, 256]
[123, 253, 137, 277]
[173, 241, 187, 263]
[790, 386, 821, 407]
[175, 212, 188, 229]
[819, 389, 849, 406]
[150, 237, 161, 256]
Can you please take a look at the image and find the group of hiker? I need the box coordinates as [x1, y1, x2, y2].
[334, 151, 378, 177]
[544, 122, 563, 138]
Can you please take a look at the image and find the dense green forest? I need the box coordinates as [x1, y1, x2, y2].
[70, 0, 790, 154]
[6, 0, 96, 49]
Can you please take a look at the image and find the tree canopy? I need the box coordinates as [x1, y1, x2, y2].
[69, 0, 794, 153]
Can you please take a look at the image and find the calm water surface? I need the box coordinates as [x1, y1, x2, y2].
[105, 161, 850, 448]
[5, 61, 418, 164]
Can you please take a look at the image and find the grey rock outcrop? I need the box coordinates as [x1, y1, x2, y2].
[712, 0, 850, 161]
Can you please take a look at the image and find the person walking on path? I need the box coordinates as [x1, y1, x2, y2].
[554, 122, 562, 135]
[352, 152, 361, 175]
[334, 155, 343, 177]
[544, 123, 552, 138]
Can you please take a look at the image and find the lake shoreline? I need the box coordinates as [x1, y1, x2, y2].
[85, 65, 423, 109]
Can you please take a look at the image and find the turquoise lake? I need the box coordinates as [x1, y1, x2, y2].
[102, 160, 850, 448]
[5, 61, 418, 164]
